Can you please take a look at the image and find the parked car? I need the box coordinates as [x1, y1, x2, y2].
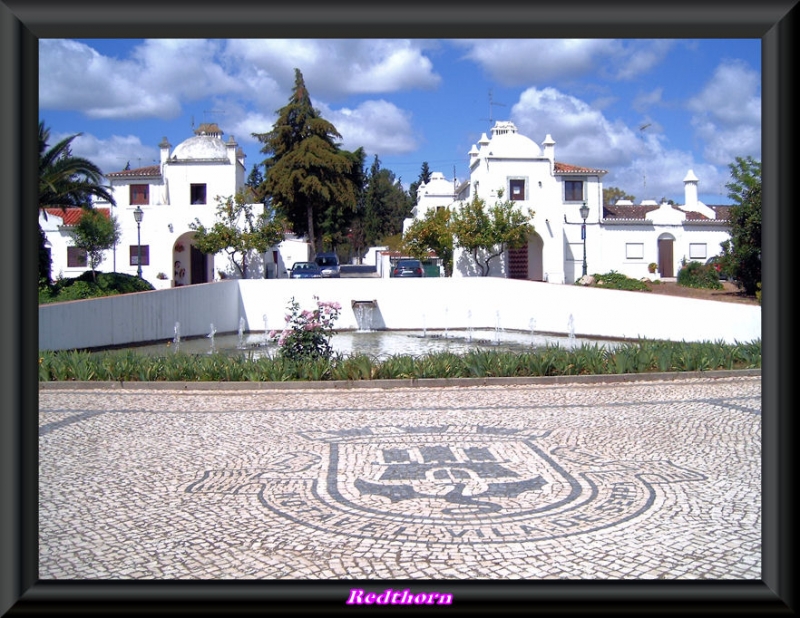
[314, 252, 341, 278]
[289, 261, 323, 279]
[391, 259, 425, 278]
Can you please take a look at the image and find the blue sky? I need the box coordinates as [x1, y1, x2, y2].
[39, 38, 760, 205]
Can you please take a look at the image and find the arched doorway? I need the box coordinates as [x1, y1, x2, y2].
[507, 232, 544, 281]
[657, 234, 676, 278]
[173, 232, 210, 286]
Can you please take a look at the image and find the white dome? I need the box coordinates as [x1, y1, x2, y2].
[420, 172, 455, 198]
[488, 130, 542, 159]
[171, 134, 228, 161]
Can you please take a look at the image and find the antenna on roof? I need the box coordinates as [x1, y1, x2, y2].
[480, 89, 506, 129]
[639, 123, 652, 200]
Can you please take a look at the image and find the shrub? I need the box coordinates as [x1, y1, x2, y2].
[269, 296, 341, 361]
[588, 271, 651, 292]
[40, 271, 155, 304]
[677, 260, 723, 290]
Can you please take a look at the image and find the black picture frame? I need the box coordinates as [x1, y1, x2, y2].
[2, 1, 795, 614]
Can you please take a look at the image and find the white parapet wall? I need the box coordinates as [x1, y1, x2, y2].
[39, 278, 761, 351]
[39, 280, 241, 351]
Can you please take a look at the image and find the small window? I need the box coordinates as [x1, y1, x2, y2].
[509, 179, 525, 201]
[67, 246, 87, 267]
[689, 243, 707, 260]
[565, 180, 584, 202]
[129, 245, 150, 266]
[130, 184, 149, 205]
[625, 243, 644, 259]
[190, 184, 207, 205]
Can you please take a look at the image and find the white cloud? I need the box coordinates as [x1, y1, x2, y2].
[39, 39, 245, 120]
[632, 88, 664, 114]
[223, 39, 441, 99]
[320, 100, 418, 156]
[509, 86, 724, 203]
[688, 60, 761, 165]
[59, 132, 157, 176]
[453, 39, 674, 85]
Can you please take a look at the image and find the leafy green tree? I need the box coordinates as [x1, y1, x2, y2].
[39, 121, 116, 285]
[408, 161, 432, 205]
[245, 164, 266, 202]
[403, 207, 453, 276]
[720, 156, 761, 296]
[190, 191, 287, 279]
[363, 155, 414, 246]
[69, 208, 121, 282]
[450, 193, 534, 277]
[253, 68, 358, 254]
[603, 186, 636, 206]
[318, 146, 367, 255]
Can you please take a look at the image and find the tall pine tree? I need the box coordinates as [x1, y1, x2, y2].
[363, 155, 414, 246]
[253, 69, 357, 254]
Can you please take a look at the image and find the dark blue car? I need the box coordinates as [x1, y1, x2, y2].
[290, 262, 323, 279]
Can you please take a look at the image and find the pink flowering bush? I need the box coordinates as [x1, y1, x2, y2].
[269, 296, 341, 360]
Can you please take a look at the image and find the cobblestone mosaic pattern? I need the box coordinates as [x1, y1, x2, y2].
[39, 376, 761, 579]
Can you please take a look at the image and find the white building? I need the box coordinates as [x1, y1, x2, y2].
[406, 121, 731, 283]
[41, 123, 309, 288]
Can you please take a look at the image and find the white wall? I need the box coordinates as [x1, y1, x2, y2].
[39, 280, 240, 351]
[39, 277, 761, 351]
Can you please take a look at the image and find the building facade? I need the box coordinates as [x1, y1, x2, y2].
[406, 121, 730, 283]
[41, 123, 308, 288]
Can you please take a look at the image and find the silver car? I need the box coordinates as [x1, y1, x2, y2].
[314, 253, 341, 278]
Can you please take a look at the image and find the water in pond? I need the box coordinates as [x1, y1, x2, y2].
[120, 329, 621, 360]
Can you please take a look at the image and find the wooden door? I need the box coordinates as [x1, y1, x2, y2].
[658, 239, 674, 277]
[190, 244, 209, 284]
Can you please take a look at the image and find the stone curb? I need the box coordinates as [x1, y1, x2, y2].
[38, 368, 761, 391]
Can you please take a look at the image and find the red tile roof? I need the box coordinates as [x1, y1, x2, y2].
[603, 203, 731, 222]
[554, 161, 608, 175]
[106, 164, 161, 178]
[44, 207, 111, 226]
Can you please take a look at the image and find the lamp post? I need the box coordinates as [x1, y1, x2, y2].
[579, 202, 589, 277]
[133, 206, 144, 278]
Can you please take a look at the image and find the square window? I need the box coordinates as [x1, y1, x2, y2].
[689, 243, 707, 260]
[565, 180, 584, 202]
[129, 245, 150, 266]
[67, 246, 87, 267]
[130, 184, 149, 205]
[190, 184, 207, 205]
[509, 179, 525, 201]
[626, 243, 644, 259]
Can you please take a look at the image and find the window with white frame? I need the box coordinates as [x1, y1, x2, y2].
[190, 184, 207, 205]
[129, 245, 150, 266]
[689, 243, 707, 260]
[564, 180, 584, 202]
[67, 246, 87, 267]
[509, 178, 526, 201]
[625, 243, 644, 259]
[130, 184, 149, 205]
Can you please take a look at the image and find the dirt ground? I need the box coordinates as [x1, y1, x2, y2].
[642, 280, 759, 305]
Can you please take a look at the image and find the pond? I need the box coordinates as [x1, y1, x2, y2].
[121, 328, 622, 360]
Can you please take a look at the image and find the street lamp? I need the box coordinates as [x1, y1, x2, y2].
[579, 202, 589, 277]
[133, 206, 144, 278]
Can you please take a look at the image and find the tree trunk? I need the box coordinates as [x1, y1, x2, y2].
[307, 204, 316, 255]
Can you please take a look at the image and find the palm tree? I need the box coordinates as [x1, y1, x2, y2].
[38, 121, 116, 285]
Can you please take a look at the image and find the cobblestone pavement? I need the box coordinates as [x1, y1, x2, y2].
[38, 375, 761, 580]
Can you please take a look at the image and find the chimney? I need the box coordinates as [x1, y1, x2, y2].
[542, 134, 555, 163]
[227, 135, 238, 165]
[159, 136, 171, 168]
[683, 169, 699, 211]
